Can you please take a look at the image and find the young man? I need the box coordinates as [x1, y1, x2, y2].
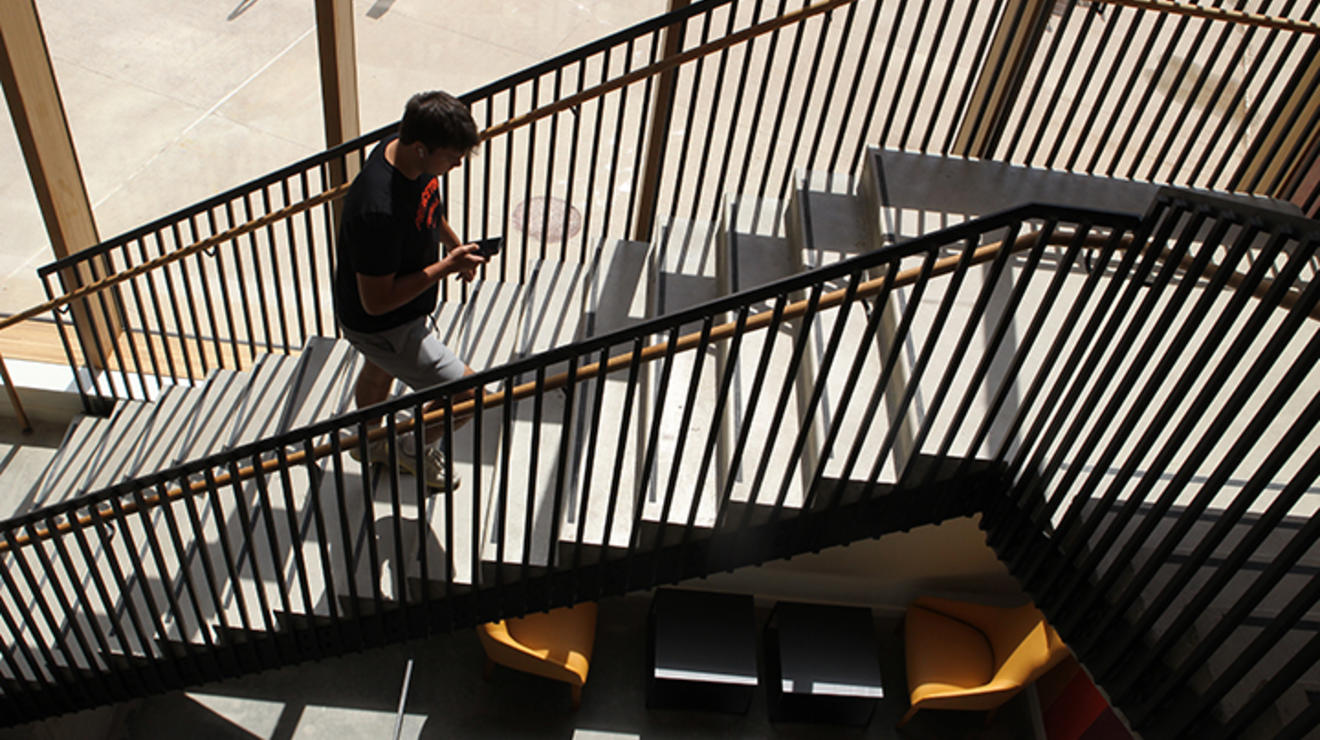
[333, 91, 487, 490]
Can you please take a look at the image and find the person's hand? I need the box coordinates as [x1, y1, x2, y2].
[445, 243, 487, 282]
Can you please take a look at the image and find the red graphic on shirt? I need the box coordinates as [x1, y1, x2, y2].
[415, 178, 441, 230]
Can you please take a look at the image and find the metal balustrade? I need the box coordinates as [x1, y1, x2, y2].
[1, 0, 1318, 736]
[20, 0, 1319, 412]
[0, 202, 1139, 721]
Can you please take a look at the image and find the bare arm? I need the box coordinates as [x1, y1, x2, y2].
[357, 240, 486, 316]
[436, 214, 462, 251]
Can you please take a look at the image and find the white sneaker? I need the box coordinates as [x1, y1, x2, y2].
[346, 437, 389, 464]
[348, 435, 459, 491]
[398, 442, 460, 491]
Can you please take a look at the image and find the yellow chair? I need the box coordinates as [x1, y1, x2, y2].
[899, 596, 1070, 728]
[478, 602, 598, 709]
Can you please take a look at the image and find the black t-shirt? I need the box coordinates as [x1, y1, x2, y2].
[333, 136, 445, 333]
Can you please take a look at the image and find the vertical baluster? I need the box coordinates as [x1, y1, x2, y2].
[169, 224, 209, 381]
[222, 461, 279, 654]
[25, 519, 112, 703]
[148, 484, 225, 676]
[281, 179, 309, 347]
[917, 0, 982, 156]
[123, 487, 205, 684]
[997, 0, 1077, 164]
[631, 325, 681, 585]
[804, 258, 900, 512]
[327, 433, 364, 644]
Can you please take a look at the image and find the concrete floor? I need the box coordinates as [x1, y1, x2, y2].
[0, 0, 670, 316]
[0, 594, 1035, 740]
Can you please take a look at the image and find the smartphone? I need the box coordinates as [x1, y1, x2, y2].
[473, 236, 504, 258]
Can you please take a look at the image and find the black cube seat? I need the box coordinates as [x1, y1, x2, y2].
[646, 588, 758, 713]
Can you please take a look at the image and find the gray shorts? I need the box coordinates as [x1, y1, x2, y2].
[340, 316, 468, 391]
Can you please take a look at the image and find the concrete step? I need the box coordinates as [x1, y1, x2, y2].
[79, 401, 154, 495]
[333, 465, 438, 606]
[786, 173, 918, 486]
[480, 241, 654, 573]
[224, 352, 305, 451]
[277, 337, 361, 434]
[480, 257, 593, 574]
[431, 275, 529, 376]
[399, 272, 540, 585]
[171, 370, 249, 466]
[31, 414, 114, 507]
[122, 384, 207, 481]
[719, 194, 822, 514]
[58, 338, 364, 652]
[639, 219, 726, 538]
[558, 239, 651, 559]
[180, 338, 379, 638]
[0, 422, 67, 522]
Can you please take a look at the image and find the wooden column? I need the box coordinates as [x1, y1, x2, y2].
[315, 0, 361, 216]
[632, 0, 691, 243]
[951, 0, 1052, 158]
[1234, 36, 1320, 199]
[0, 0, 118, 369]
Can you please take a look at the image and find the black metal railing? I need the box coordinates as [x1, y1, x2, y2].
[29, 0, 1320, 413]
[982, 190, 1320, 739]
[5, 0, 1318, 734]
[6, 188, 1320, 737]
[0, 202, 1142, 722]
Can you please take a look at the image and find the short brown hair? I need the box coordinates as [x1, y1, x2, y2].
[398, 91, 479, 153]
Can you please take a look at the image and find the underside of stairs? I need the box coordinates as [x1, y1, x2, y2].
[1, 148, 1316, 740]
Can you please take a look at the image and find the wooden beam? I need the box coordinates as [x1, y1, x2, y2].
[1233, 37, 1320, 197]
[315, 0, 361, 220]
[0, 0, 120, 366]
[951, 0, 1052, 158]
[632, 0, 691, 243]
[1096, 0, 1320, 34]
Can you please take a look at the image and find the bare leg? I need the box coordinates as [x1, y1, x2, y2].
[356, 360, 478, 448]
[422, 365, 477, 443]
[346, 360, 396, 458]
[354, 359, 395, 419]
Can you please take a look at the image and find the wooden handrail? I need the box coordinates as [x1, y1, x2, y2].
[1163, 247, 1320, 320]
[15, 220, 1308, 549]
[0, 0, 856, 339]
[1094, 0, 1320, 34]
[0, 0, 856, 436]
[2, 225, 1108, 550]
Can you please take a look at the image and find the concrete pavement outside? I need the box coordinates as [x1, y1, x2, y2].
[0, 0, 669, 317]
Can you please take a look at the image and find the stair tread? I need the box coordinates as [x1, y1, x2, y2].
[123, 383, 207, 481]
[482, 242, 651, 566]
[559, 239, 652, 551]
[171, 370, 249, 466]
[431, 276, 529, 375]
[722, 195, 821, 510]
[80, 401, 154, 494]
[225, 353, 304, 450]
[641, 220, 724, 530]
[33, 414, 115, 507]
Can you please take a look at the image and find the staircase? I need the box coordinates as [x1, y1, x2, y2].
[2, 145, 1319, 740]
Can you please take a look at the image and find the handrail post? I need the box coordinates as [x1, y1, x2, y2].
[0, 352, 33, 434]
[632, 0, 691, 243]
